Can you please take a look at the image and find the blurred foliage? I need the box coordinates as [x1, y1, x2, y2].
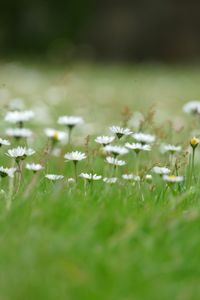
[1, 0, 200, 61]
[0, 0, 94, 56]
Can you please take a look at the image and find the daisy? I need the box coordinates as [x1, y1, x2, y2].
[145, 174, 152, 182]
[0, 138, 10, 147]
[104, 145, 129, 157]
[183, 101, 200, 115]
[122, 174, 140, 181]
[26, 163, 44, 172]
[106, 156, 126, 166]
[79, 173, 102, 182]
[152, 166, 170, 175]
[45, 174, 64, 181]
[125, 142, 151, 154]
[67, 177, 75, 183]
[64, 151, 87, 182]
[109, 126, 132, 139]
[160, 144, 181, 154]
[95, 135, 115, 146]
[5, 110, 34, 125]
[58, 115, 84, 144]
[163, 175, 184, 183]
[132, 132, 156, 144]
[44, 128, 67, 143]
[103, 177, 118, 184]
[6, 146, 35, 162]
[64, 151, 87, 162]
[6, 128, 32, 139]
[0, 167, 16, 178]
[58, 116, 83, 128]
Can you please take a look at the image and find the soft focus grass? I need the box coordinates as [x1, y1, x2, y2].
[0, 62, 200, 300]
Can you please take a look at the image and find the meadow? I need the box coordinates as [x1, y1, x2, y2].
[0, 61, 200, 300]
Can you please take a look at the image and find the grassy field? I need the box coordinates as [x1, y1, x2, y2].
[0, 62, 200, 300]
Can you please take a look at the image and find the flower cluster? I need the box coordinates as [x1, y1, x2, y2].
[1, 99, 200, 206]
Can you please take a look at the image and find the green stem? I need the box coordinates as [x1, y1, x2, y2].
[74, 161, 78, 183]
[68, 127, 73, 146]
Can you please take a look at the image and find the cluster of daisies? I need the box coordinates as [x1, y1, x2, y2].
[0, 100, 200, 195]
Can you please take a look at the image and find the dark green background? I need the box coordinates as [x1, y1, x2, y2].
[1, 0, 200, 62]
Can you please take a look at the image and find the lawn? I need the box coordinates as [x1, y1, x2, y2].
[0, 61, 200, 300]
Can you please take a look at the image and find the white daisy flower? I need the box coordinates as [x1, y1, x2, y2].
[67, 177, 75, 183]
[0, 138, 10, 147]
[95, 135, 115, 146]
[132, 132, 156, 144]
[125, 142, 151, 153]
[122, 174, 140, 181]
[163, 175, 184, 183]
[109, 126, 132, 139]
[45, 174, 64, 181]
[103, 177, 118, 184]
[0, 166, 16, 178]
[104, 145, 129, 157]
[44, 128, 67, 142]
[160, 144, 181, 154]
[152, 166, 170, 175]
[5, 110, 34, 124]
[106, 156, 126, 166]
[79, 173, 102, 181]
[145, 174, 152, 182]
[6, 146, 35, 161]
[6, 128, 33, 139]
[58, 116, 84, 128]
[64, 151, 87, 162]
[183, 101, 200, 114]
[26, 163, 44, 172]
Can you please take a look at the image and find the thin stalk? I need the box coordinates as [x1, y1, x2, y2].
[68, 127, 73, 146]
[7, 160, 15, 210]
[16, 161, 23, 194]
[74, 161, 78, 183]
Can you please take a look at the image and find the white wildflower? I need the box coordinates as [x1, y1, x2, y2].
[6, 146, 35, 161]
[183, 101, 200, 114]
[0, 166, 16, 178]
[45, 174, 64, 181]
[163, 175, 184, 183]
[0, 138, 10, 147]
[103, 177, 118, 184]
[109, 126, 132, 139]
[67, 177, 75, 183]
[104, 145, 129, 156]
[122, 174, 140, 181]
[152, 166, 170, 175]
[95, 135, 115, 146]
[125, 142, 151, 153]
[160, 144, 181, 154]
[5, 110, 34, 124]
[64, 151, 87, 162]
[106, 156, 126, 166]
[58, 116, 83, 128]
[6, 128, 32, 139]
[79, 173, 102, 181]
[26, 163, 44, 172]
[44, 128, 67, 142]
[132, 132, 156, 144]
[145, 174, 152, 182]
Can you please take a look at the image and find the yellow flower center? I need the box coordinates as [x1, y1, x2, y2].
[168, 175, 176, 180]
[53, 132, 59, 141]
[190, 137, 199, 147]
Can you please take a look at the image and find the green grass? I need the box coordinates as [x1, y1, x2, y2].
[0, 62, 200, 300]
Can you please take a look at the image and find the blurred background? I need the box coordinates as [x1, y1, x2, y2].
[1, 0, 200, 63]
